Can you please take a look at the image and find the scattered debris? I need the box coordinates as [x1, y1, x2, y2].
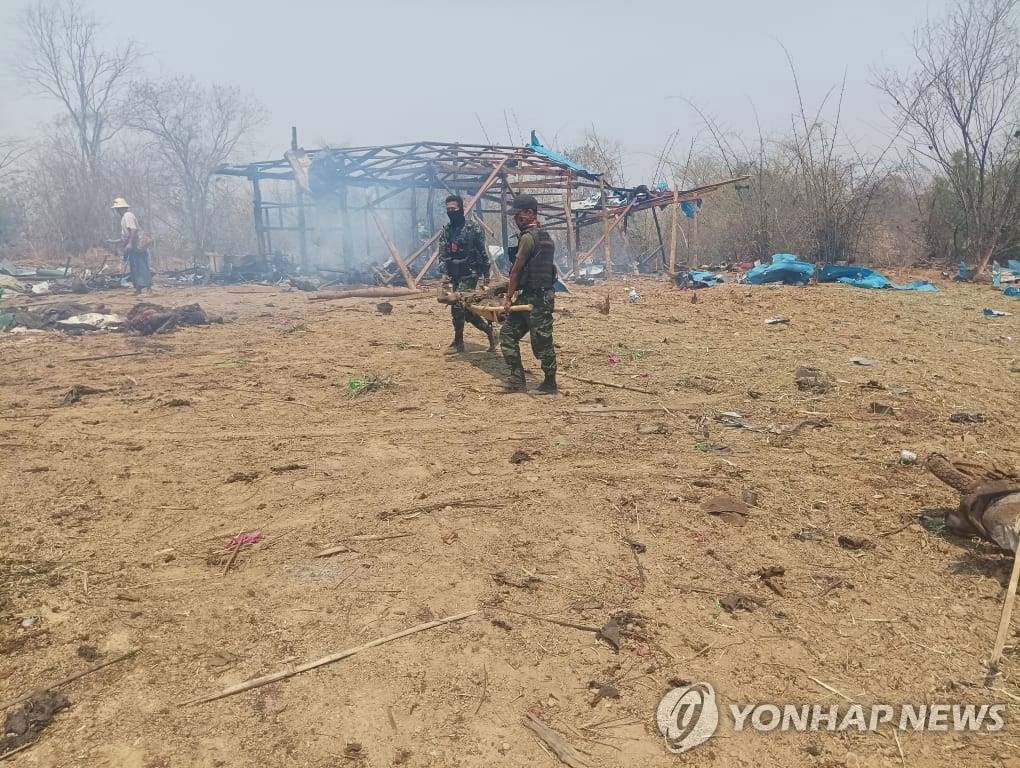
[587, 680, 621, 706]
[446, 390, 465, 402]
[793, 526, 829, 542]
[224, 471, 259, 484]
[0, 649, 138, 712]
[719, 593, 760, 613]
[869, 402, 895, 415]
[837, 535, 876, 551]
[76, 645, 100, 662]
[161, 398, 192, 408]
[522, 714, 589, 768]
[949, 412, 986, 424]
[62, 384, 106, 406]
[0, 691, 70, 755]
[491, 618, 513, 631]
[509, 449, 533, 464]
[288, 277, 319, 292]
[717, 411, 783, 434]
[56, 312, 124, 332]
[849, 357, 879, 366]
[741, 489, 759, 506]
[701, 495, 750, 526]
[346, 373, 394, 398]
[492, 572, 540, 591]
[795, 366, 833, 394]
[983, 308, 1011, 317]
[757, 566, 787, 596]
[375, 302, 394, 315]
[765, 316, 790, 325]
[270, 463, 307, 473]
[596, 611, 644, 652]
[900, 450, 918, 465]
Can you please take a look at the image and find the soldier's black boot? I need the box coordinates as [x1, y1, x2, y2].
[485, 323, 497, 352]
[537, 372, 558, 395]
[503, 364, 526, 392]
[446, 323, 465, 354]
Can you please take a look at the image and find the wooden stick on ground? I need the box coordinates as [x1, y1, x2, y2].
[559, 372, 659, 396]
[308, 288, 423, 302]
[522, 714, 589, 768]
[184, 610, 477, 706]
[222, 540, 244, 576]
[0, 649, 139, 711]
[67, 351, 148, 363]
[497, 607, 601, 633]
[989, 544, 1020, 672]
[316, 533, 413, 558]
[0, 743, 33, 762]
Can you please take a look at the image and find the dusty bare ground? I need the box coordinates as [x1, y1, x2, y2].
[1, 275, 1019, 768]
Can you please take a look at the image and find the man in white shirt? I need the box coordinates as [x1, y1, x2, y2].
[112, 197, 152, 294]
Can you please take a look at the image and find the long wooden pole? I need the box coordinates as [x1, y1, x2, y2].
[563, 174, 576, 274]
[668, 190, 679, 275]
[369, 207, 417, 289]
[600, 178, 611, 280]
[990, 545, 1020, 670]
[185, 611, 476, 706]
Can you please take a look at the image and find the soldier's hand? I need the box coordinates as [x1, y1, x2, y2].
[502, 296, 512, 312]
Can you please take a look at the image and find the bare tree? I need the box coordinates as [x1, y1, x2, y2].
[0, 138, 27, 180]
[17, 0, 140, 175]
[877, 0, 1020, 274]
[125, 77, 265, 258]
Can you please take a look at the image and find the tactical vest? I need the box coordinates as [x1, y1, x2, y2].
[518, 227, 556, 290]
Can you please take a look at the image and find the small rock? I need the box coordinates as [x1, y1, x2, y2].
[741, 489, 759, 506]
[466, 467, 482, 476]
[899, 450, 917, 465]
[19, 617, 36, 629]
[849, 357, 878, 366]
[154, 548, 176, 563]
[702, 495, 750, 526]
[837, 535, 875, 551]
[76, 644, 101, 661]
[509, 450, 532, 464]
[795, 367, 833, 394]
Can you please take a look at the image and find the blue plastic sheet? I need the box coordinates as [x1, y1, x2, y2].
[681, 199, 702, 219]
[744, 254, 815, 285]
[819, 265, 939, 292]
[1004, 286, 1020, 298]
[956, 263, 977, 281]
[689, 269, 725, 287]
[554, 277, 570, 293]
[1008, 260, 1020, 273]
[529, 131, 600, 179]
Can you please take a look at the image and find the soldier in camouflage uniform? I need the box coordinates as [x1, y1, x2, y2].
[438, 194, 495, 353]
[501, 194, 557, 394]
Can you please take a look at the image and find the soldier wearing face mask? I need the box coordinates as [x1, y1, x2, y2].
[437, 194, 495, 353]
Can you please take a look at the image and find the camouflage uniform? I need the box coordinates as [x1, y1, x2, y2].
[437, 219, 492, 335]
[500, 227, 557, 377]
[500, 286, 556, 376]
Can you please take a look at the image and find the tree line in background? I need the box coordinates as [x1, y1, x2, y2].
[0, 0, 1017, 276]
[0, 0, 263, 267]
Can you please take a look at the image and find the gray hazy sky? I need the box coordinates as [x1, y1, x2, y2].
[0, 0, 950, 181]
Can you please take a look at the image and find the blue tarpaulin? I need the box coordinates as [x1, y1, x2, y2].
[819, 265, 939, 292]
[529, 131, 600, 179]
[744, 253, 815, 285]
[689, 269, 725, 287]
[1004, 286, 1020, 298]
[681, 199, 702, 219]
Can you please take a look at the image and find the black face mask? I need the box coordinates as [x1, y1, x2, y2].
[447, 210, 465, 228]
